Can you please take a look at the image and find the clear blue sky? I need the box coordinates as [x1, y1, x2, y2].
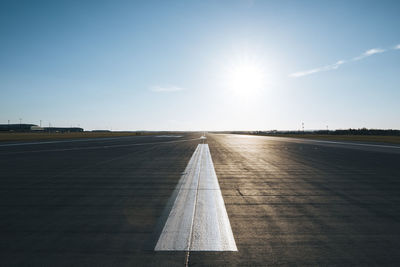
[1, 0, 399, 131]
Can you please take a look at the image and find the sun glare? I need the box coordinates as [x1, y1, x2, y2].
[224, 59, 266, 96]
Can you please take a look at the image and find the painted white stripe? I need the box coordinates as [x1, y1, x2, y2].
[0, 138, 203, 155]
[231, 134, 400, 149]
[297, 138, 400, 149]
[155, 144, 237, 251]
[0, 136, 150, 147]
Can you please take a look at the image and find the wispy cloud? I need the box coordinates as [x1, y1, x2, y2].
[149, 85, 185, 92]
[290, 45, 398, 78]
[290, 60, 345, 78]
[352, 48, 385, 61]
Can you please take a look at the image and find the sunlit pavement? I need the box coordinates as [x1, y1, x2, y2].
[1, 133, 400, 266]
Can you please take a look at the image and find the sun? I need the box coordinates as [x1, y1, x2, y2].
[224, 59, 266, 96]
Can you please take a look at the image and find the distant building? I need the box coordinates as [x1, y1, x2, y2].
[31, 125, 44, 131]
[0, 124, 43, 132]
[43, 127, 83, 133]
[0, 124, 83, 133]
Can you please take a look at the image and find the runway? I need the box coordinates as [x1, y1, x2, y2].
[1, 133, 400, 266]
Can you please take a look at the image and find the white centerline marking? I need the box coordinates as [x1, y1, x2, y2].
[155, 144, 237, 251]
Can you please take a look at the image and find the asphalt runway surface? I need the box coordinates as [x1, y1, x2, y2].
[1, 133, 400, 266]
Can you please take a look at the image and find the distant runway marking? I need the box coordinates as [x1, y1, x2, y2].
[0, 136, 149, 147]
[155, 144, 237, 251]
[270, 137, 400, 149]
[300, 139, 400, 149]
[155, 135, 182, 138]
[229, 134, 400, 149]
[0, 138, 202, 155]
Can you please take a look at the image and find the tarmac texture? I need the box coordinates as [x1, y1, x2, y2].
[1, 133, 400, 266]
